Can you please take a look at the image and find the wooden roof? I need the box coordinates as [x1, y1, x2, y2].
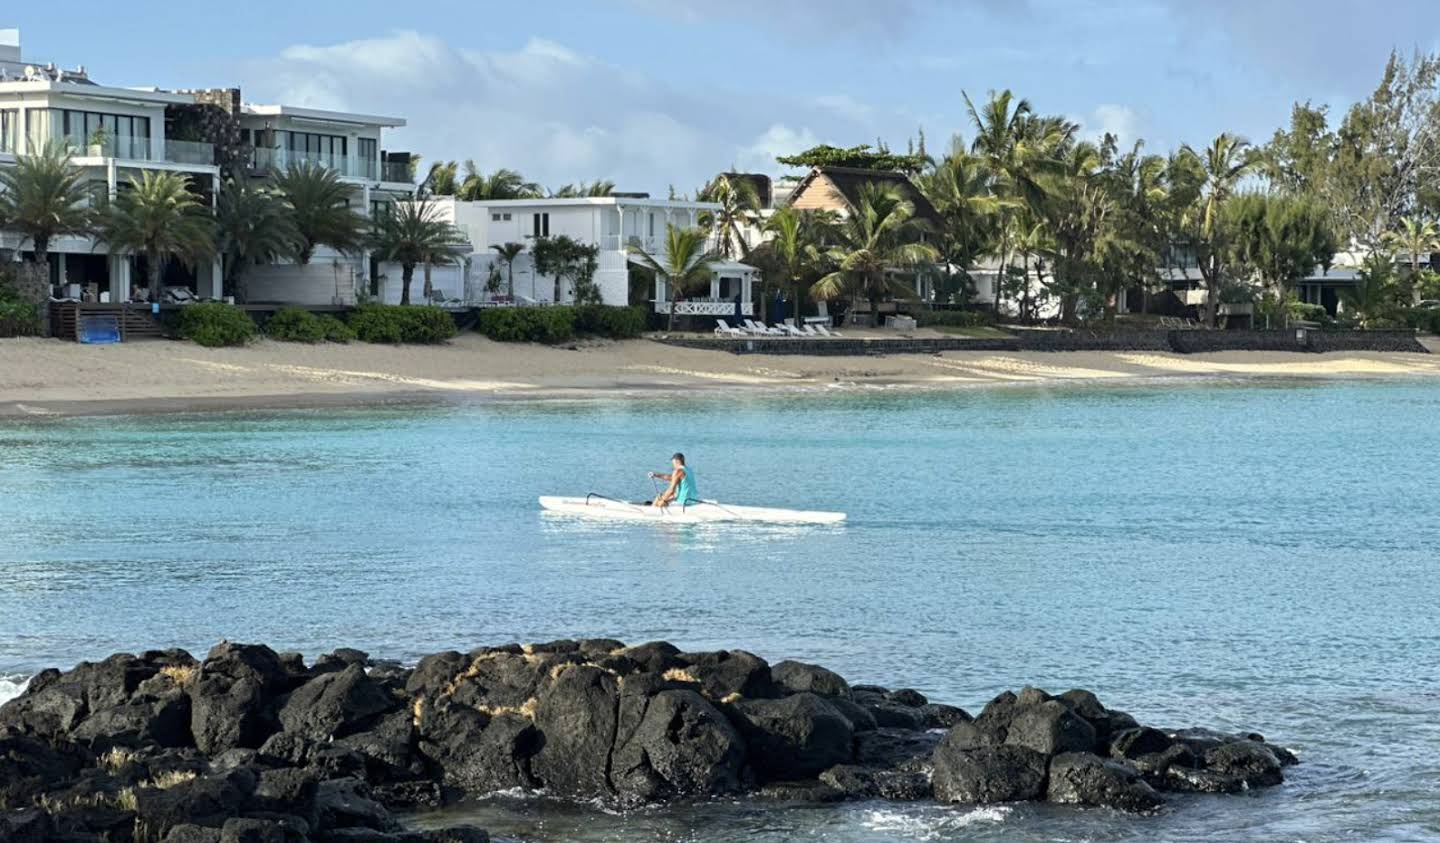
[787, 166, 942, 226]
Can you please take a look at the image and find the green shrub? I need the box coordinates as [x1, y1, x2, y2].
[915, 309, 992, 328]
[265, 307, 327, 343]
[174, 303, 256, 347]
[0, 297, 43, 337]
[574, 304, 648, 339]
[349, 304, 457, 344]
[316, 314, 355, 343]
[477, 306, 576, 343]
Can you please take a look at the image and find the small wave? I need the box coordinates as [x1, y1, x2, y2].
[861, 805, 1010, 840]
[0, 674, 30, 706]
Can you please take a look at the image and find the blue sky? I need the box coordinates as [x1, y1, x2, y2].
[7, 1, 1439, 193]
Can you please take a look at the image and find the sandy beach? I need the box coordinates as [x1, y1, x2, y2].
[3, 334, 1439, 416]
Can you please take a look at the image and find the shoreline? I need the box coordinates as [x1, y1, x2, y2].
[3, 334, 1440, 418]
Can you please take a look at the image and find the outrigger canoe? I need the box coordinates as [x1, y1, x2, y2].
[539, 495, 846, 524]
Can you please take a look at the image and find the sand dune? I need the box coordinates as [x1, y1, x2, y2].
[2, 334, 1439, 416]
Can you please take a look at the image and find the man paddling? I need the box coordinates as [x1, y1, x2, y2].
[649, 453, 698, 509]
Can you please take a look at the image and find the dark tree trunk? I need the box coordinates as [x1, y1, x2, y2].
[401, 263, 414, 305]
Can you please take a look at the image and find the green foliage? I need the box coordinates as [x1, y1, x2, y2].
[477, 305, 648, 343]
[264, 307, 327, 343]
[369, 198, 464, 305]
[574, 304, 648, 338]
[0, 277, 43, 337]
[174, 303, 256, 347]
[96, 170, 217, 298]
[270, 161, 367, 263]
[1223, 193, 1337, 325]
[348, 304, 456, 344]
[477, 306, 576, 343]
[316, 314, 355, 343]
[217, 179, 298, 302]
[629, 225, 715, 331]
[531, 235, 600, 304]
[915, 309, 993, 328]
[777, 143, 927, 174]
[0, 143, 94, 264]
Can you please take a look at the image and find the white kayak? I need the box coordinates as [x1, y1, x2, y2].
[539, 495, 846, 524]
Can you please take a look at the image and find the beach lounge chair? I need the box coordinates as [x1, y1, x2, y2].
[798, 324, 822, 337]
[779, 322, 806, 337]
[744, 319, 783, 336]
[714, 319, 746, 337]
[815, 324, 843, 338]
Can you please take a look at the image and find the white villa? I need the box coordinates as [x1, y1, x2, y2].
[0, 27, 415, 305]
[402, 196, 761, 314]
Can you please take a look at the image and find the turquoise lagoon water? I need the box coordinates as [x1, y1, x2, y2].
[2, 380, 1438, 841]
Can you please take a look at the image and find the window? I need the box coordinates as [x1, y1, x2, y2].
[492, 213, 512, 222]
[648, 213, 655, 237]
[503, 213, 511, 221]
[0, 110, 16, 153]
[371, 199, 390, 218]
[49, 109, 151, 158]
[532, 212, 550, 237]
[279, 130, 347, 167]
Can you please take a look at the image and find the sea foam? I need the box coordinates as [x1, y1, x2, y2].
[860, 805, 1011, 840]
[0, 674, 29, 706]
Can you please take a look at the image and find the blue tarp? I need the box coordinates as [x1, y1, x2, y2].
[79, 315, 121, 344]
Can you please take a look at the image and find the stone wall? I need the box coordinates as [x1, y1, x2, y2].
[1, 262, 50, 337]
[658, 329, 1430, 357]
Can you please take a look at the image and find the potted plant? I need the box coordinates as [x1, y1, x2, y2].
[87, 125, 112, 158]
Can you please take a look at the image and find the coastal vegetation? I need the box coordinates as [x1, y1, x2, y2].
[171, 301, 257, 347]
[478, 304, 648, 343]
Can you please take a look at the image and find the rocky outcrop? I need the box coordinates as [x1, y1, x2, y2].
[931, 685, 1297, 812]
[0, 641, 1297, 839]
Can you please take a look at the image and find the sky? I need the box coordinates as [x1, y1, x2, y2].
[6, 1, 1440, 194]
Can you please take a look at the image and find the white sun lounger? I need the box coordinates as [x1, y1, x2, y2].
[814, 324, 843, 338]
[779, 322, 806, 337]
[744, 319, 784, 336]
[714, 319, 747, 337]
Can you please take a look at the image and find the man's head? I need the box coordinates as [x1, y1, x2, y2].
[671, 452, 685, 467]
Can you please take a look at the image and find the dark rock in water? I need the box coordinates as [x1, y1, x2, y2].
[614, 641, 683, 675]
[1204, 740, 1285, 788]
[819, 763, 931, 800]
[680, 651, 775, 700]
[417, 825, 490, 843]
[1046, 752, 1164, 812]
[918, 703, 971, 729]
[1005, 700, 1098, 757]
[278, 665, 396, 742]
[191, 644, 291, 755]
[0, 638, 1299, 837]
[314, 778, 395, 832]
[931, 743, 1047, 804]
[754, 779, 846, 802]
[131, 768, 257, 838]
[731, 693, 853, 781]
[770, 661, 851, 698]
[0, 807, 51, 843]
[314, 649, 370, 675]
[529, 665, 619, 797]
[1109, 726, 1173, 760]
[417, 702, 538, 794]
[403, 652, 465, 700]
[825, 697, 878, 732]
[887, 688, 928, 708]
[611, 688, 745, 801]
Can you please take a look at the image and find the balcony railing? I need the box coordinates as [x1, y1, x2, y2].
[163, 140, 215, 166]
[250, 147, 413, 182]
[68, 136, 152, 161]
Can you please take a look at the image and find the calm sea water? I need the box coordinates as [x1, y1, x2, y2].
[2, 380, 1438, 842]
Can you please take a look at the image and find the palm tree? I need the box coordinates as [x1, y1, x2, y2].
[491, 242, 525, 298]
[963, 90, 1071, 315]
[1383, 216, 1439, 300]
[215, 179, 299, 303]
[96, 171, 216, 298]
[370, 198, 463, 305]
[917, 137, 1012, 302]
[763, 207, 834, 319]
[423, 161, 460, 196]
[269, 162, 366, 264]
[698, 174, 761, 259]
[629, 224, 714, 332]
[1181, 132, 1255, 325]
[456, 163, 541, 201]
[810, 183, 939, 318]
[0, 144, 93, 268]
[551, 180, 616, 198]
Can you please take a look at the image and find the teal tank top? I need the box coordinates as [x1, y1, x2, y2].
[675, 466, 698, 506]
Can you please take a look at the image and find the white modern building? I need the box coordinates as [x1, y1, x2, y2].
[0, 27, 415, 305]
[399, 195, 761, 314]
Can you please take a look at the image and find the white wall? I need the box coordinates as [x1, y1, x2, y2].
[246, 260, 361, 305]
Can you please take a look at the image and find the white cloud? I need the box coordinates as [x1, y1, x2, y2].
[1088, 104, 1141, 144]
[238, 31, 905, 195]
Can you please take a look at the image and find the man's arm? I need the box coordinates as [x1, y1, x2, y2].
[664, 469, 682, 498]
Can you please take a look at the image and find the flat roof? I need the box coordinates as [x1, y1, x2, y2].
[241, 104, 405, 128]
[0, 79, 192, 105]
[440, 196, 720, 211]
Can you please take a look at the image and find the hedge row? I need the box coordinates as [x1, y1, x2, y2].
[169, 303, 456, 347]
[477, 305, 648, 343]
[914, 309, 994, 328]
